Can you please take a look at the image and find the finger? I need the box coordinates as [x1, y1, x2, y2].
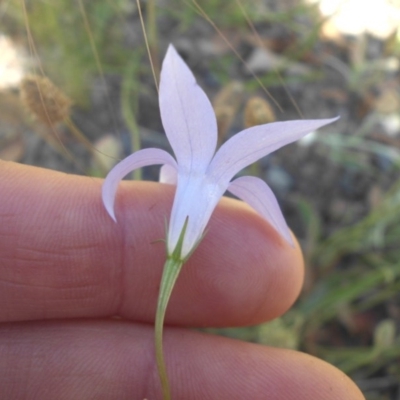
[0, 161, 303, 326]
[0, 320, 365, 400]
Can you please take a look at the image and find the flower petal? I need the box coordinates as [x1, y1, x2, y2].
[209, 117, 339, 185]
[159, 164, 178, 185]
[102, 148, 177, 221]
[159, 45, 218, 172]
[167, 173, 225, 258]
[227, 176, 293, 246]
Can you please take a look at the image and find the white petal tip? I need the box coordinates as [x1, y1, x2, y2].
[165, 44, 178, 61]
[108, 211, 117, 223]
[278, 227, 295, 248]
[103, 202, 117, 223]
[287, 235, 296, 248]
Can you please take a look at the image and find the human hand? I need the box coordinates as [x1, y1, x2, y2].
[0, 160, 364, 399]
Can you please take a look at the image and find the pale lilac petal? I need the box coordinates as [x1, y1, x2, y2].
[167, 173, 225, 258]
[227, 176, 294, 246]
[209, 117, 339, 185]
[102, 148, 177, 221]
[159, 164, 178, 185]
[159, 45, 218, 172]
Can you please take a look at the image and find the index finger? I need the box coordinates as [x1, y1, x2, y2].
[0, 160, 304, 326]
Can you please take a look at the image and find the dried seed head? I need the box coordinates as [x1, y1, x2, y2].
[213, 81, 244, 143]
[244, 96, 276, 128]
[213, 81, 244, 110]
[20, 75, 71, 125]
[214, 105, 235, 143]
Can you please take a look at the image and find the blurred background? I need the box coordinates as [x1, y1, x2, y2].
[1, 0, 400, 398]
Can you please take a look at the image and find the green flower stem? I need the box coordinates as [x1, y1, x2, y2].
[155, 257, 184, 400]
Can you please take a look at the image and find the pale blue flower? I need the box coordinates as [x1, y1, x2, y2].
[102, 45, 338, 259]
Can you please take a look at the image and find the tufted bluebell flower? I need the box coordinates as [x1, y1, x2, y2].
[101, 44, 338, 400]
[102, 44, 337, 259]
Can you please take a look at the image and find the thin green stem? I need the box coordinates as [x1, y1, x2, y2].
[136, 0, 159, 92]
[121, 57, 141, 180]
[155, 257, 184, 400]
[146, 0, 159, 77]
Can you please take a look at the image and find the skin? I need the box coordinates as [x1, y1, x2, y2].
[0, 160, 365, 400]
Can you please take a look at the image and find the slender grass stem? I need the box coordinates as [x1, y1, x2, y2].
[136, 0, 159, 92]
[121, 58, 142, 180]
[146, 0, 159, 77]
